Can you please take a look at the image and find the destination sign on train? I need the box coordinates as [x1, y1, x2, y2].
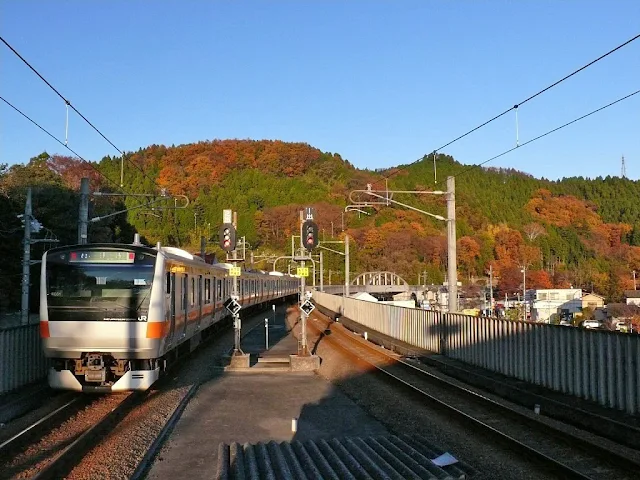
[68, 251, 136, 263]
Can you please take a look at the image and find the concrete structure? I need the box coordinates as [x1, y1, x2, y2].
[529, 288, 583, 323]
[313, 290, 640, 415]
[582, 292, 605, 310]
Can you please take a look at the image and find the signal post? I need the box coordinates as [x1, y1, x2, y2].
[220, 209, 249, 369]
[288, 208, 320, 371]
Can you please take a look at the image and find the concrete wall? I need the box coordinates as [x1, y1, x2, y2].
[313, 291, 640, 415]
[0, 324, 49, 394]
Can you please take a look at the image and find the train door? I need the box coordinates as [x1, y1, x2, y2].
[181, 275, 188, 338]
[167, 272, 176, 344]
[197, 274, 203, 329]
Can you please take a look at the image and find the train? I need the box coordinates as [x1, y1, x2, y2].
[39, 240, 298, 392]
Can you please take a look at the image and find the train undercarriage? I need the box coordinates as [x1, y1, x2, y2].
[49, 353, 163, 392]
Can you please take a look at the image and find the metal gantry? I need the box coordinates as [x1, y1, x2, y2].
[347, 176, 458, 312]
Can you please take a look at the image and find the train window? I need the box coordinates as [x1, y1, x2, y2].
[166, 272, 171, 294]
[204, 278, 210, 304]
[216, 279, 222, 300]
[191, 277, 196, 306]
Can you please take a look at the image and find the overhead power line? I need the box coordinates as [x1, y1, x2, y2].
[1, 95, 125, 192]
[453, 88, 640, 179]
[371, 32, 640, 188]
[0, 35, 157, 188]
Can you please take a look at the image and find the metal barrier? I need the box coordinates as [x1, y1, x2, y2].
[313, 291, 640, 415]
[0, 324, 49, 395]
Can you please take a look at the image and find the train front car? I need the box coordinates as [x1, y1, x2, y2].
[40, 244, 165, 392]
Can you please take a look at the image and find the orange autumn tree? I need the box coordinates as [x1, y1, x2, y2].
[457, 236, 481, 278]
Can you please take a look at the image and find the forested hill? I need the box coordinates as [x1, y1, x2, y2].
[3, 140, 640, 311]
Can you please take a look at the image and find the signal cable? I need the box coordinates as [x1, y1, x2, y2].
[371, 32, 640, 188]
[453, 88, 640, 179]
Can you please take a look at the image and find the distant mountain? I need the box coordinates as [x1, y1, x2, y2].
[3, 141, 639, 312]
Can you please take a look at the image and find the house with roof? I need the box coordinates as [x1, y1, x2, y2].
[582, 292, 605, 310]
[529, 288, 583, 323]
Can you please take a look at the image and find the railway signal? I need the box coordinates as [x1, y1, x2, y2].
[219, 223, 236, 252]
[302, 220, 318, 251]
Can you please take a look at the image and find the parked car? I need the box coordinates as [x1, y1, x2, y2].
[559, 320, 573, 326]
[582, 320, 603, 329]
[615, 321, 629, 332]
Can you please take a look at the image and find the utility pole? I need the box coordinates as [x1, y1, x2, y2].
[21, 188, 32, 325]
[446, 176, 457, 312]
[489, 264, 494, 313]
[200, 235, 206, 260]
[345, 234, 350, 297]
[319, 250, 324, 292]
[521, 265, 527, 321]
[78, 177, 89, 244]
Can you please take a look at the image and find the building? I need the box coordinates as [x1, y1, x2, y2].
[581, 292, 605, 310]
[529, 288, 583, 323]
[624, 290, 640, 306]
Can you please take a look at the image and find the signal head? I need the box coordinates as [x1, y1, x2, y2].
[219, 223, 236, 252]
[302, 220, 318, 251]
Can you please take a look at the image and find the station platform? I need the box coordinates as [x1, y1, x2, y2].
[146, 306, 476, 479]
[225, 305, 319, 372]
[146, 307, 390, 479]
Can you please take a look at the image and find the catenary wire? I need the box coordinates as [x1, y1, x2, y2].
[0, 35, 159, 188]
[327, 88, 640, 235]
[322, 34, 640, 234]
[453, 88, 640, 179]
[0, 35, 123, 156]
[2, 97, 176, 233]
[2, 96, 181, 223]
[1, 95, 125, 192]
[371, 32, 640, 189]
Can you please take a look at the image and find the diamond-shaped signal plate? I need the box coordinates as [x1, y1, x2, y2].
[300, 300, 315, 316]
[224, 298, 241, 315]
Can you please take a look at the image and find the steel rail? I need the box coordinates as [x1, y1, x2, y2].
[31, 392, 144, 480]
[0, 395, 81, 455]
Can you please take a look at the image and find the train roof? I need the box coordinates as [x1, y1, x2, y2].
[160, 246, 206, 263]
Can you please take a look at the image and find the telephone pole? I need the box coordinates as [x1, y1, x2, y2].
[21, 188, 32, 325]
[78, 177, 89, 244]
[446, 176, 458, 312]
[489, 264, 494, 313]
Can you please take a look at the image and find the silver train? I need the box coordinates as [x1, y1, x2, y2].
[39, 242, 298, 392]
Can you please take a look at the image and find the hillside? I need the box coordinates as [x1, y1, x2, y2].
[2, 140, 640, 312]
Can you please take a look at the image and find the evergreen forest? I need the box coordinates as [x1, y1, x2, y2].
[2, 139, 640, 313]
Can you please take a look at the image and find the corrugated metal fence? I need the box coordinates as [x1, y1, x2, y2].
[0, 324, 49, 395]
[313, 291, 640, 415]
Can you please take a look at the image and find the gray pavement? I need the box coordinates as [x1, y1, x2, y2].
[147, 373, 389, 478]
[147, 305, 388, 478]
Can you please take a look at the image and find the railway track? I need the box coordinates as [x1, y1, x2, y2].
[307, 314, 640, 480]
[0, 393, 82, 459]
[0, 392, 132, 479]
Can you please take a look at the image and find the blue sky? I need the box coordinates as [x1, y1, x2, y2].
[1, 1, 638, 181]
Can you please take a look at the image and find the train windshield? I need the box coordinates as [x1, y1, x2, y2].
[46, 249, 157, 321]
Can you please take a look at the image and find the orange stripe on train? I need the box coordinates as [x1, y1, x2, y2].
[146, 321, 169, 339]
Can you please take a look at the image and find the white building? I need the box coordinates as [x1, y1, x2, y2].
[624, 290, 640, 306]
[529, 288, 583, 323]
